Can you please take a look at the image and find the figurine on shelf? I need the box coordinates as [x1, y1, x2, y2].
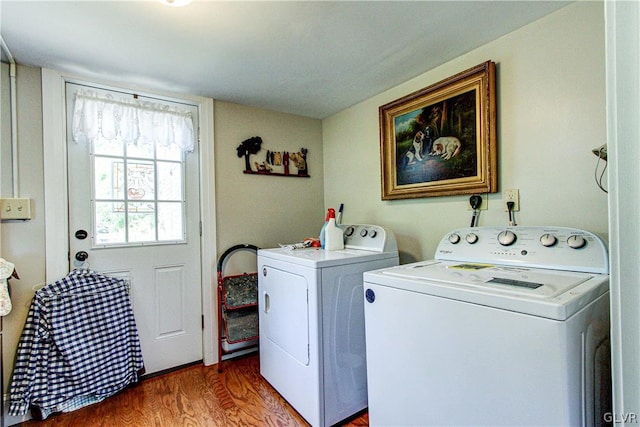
[290, 148, 308, 175]
[254, 161, 273, 172]
[283, 151, 290, 175]
[236, 136, 263, 172]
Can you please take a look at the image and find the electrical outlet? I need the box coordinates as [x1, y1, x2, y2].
[466, 194, 489, 211]
[0, 198, 32, 220]
[503, 189, 519, 212]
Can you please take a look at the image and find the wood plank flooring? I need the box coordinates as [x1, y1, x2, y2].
[17, 354, 369, 426]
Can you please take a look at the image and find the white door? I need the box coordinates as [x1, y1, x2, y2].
[65, 83, 203, 375]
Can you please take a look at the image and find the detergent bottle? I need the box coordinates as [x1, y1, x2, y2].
[319, 210, 330, 249]
[324, 208, 344, 251]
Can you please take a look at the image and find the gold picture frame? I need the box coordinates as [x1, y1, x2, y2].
[379, 61, 497, 200]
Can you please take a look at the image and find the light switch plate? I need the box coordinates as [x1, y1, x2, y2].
[0, 198, 32, 220]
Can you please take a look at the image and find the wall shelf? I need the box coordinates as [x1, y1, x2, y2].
[243, 171, 310, 178]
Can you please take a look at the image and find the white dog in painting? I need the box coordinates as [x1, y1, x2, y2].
[430, 136, 461, 160]
[405, 131, 425, 164]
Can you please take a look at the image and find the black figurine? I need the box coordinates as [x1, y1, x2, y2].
[236, 136, 263, 172]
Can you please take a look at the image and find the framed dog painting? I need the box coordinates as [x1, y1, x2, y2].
[379, 60, 497, 200]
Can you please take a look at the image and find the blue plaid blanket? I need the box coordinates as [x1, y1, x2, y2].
[9, 270, 144, 418]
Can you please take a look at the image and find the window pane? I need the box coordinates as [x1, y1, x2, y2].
[157, 162, 182, 201]
[128, 202, 156, 242]
[94, 157, 125, 200]
[158, 202, 183, 241]
[157, 143, 182, 161]
[93, 135, 123, 156]
[95, 202, 126, 244]
[127, 161, 155, 200]
[127, 140, 154, 159]
[91, 131, 187, 247]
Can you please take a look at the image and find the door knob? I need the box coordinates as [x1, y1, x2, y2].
[75, 251, 89, 262]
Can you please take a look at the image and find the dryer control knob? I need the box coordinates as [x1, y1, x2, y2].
[369, 230, 378, 238]
[497, 230, 517, 246]
[345, 226, 355, 237]
[567, 235, 587, 249]
[360, 229, 368, 237]
[540, 233, 558, 247]
[465, 233, 479, 244]
[448, 233, 461, 244]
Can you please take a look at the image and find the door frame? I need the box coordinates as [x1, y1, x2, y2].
[605, 0, 640, 415]
[41, 68, 218, 366]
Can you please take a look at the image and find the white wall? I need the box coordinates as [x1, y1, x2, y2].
[323, 2, 607, 263]
[0, 65, 45, 392]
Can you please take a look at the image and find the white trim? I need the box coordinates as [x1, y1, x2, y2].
[605, 0, 640, 417]
[42, 68, 70, 282]
[199, 97, 217, 366]
[41, 68, 218, 367]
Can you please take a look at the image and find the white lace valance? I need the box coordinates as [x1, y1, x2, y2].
[72, 90, 195, 153]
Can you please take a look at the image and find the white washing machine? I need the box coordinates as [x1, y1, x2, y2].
[258, 224, 399, 427]
[363, 226, 611, 427]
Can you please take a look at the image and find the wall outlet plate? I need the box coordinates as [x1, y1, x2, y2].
[0, 198, 32, 220]
[503, 189, 520, 212]
[467, 194, 488, 211]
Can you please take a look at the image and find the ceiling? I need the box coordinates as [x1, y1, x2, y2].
[1, 1, 570, 119]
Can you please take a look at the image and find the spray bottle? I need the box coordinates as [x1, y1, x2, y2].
[319, 210, 330, 249]
[324, 208, 344, 251]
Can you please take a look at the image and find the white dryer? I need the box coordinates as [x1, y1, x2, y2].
[363, 226, 611, 426]
[258, 224, 399, 427]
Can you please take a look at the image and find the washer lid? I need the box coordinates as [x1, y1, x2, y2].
[365, 261, 609, 320]
[387, 261, 591, 297]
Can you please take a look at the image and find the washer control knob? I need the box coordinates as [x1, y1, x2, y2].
[497, 230, 517, 246]
[448, 233, 461, 244]
[465, 233, 479, 244]
[360, 229, 368, 237]
[567, 235, 587, 249]
[540, 233, 558, 247]
[369, 230, 378, 238]
[345, 226, 355, 237]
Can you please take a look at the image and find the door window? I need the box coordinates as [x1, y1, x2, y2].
[92, 135, 185, 246]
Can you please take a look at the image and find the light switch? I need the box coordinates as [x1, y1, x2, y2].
[0, 198, 32, 220]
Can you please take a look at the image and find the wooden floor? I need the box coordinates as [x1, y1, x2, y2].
[17, 354, 369, 426]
